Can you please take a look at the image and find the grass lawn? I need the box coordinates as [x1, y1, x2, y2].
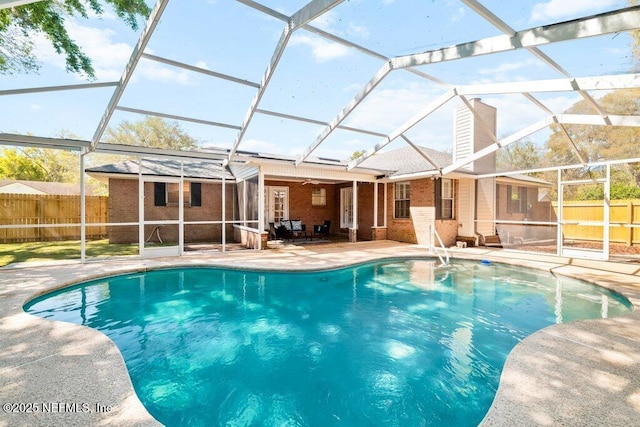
[0, 239, 138, 267]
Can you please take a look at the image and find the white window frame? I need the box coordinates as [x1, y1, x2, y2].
[394, 182, 410, 219]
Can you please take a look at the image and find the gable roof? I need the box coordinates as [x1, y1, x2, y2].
[358, 146, 452, 177]
[0, 179, 91, 195]
[85, 158, 234, 181]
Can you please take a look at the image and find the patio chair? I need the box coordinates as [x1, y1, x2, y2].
[313, 220, 331, 238]
[269, 222, 289, 240]
[291, 219, 309, 240]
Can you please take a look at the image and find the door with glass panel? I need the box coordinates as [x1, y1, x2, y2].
[264, 186, 288, 228]
[340, 187, 353, 228]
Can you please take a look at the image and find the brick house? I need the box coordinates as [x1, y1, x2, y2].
[87, 100, 549, 253]
[86, 159, 235, 246]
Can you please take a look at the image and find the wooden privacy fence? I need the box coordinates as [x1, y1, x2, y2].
[552, 199, 640, 246]
[0, 194, 108, 243]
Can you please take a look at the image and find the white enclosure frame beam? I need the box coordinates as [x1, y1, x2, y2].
[91, 0, 170, 151]
[238, 0, 447, 86]
[255, 108, 387, 138]
[93, 142, 228, 162]
[347, 89, 457, 170]
[556, 114, 640, 127]
[400, 135, 442, 172]
[116, 106, 242, 130]
[463, 0, 609, 123]
[391, 6, 640, 69]
[0, 133, 90, 151]
[439, 118, 553, 176]
[140, 53, 260, 88]
[228, 0, 345, 160]
[0, 82, 118, 96]
[296, 63, 393, 166]
[457, 73, 640, 96]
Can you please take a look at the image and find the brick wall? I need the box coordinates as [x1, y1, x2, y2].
[266, 180, 384, 241]
[108, 178, 235, 244]
[266, 180, 337, 234]
[384, 179, 459, 246]
[334, 182, 384, 241]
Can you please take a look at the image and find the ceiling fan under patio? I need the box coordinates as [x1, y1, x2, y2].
[301, 179, 321, 185]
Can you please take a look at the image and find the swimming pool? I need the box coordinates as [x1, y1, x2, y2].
[25, 258, 632, 426]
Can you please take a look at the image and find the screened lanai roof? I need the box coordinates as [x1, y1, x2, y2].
[1, 0, 640, 173]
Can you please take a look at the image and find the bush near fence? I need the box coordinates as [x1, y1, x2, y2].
[0, 194, 108, 243]
[552, 199, 640, 246]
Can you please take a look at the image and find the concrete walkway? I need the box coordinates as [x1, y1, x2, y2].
[1, 240, 639, 426]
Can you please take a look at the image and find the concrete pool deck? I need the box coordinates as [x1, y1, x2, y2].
[1, 240, 639, 426]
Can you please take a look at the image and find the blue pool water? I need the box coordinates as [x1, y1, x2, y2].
[25, 259, 632, 426]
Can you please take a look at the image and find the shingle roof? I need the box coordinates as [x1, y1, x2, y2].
[0, 179, 93, 195]
[358, 145, 452, 177]
[85, 158, 234, 180]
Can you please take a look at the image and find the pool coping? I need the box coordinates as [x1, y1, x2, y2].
[2, 240, 640, 426]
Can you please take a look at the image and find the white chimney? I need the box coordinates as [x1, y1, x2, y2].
[453, 98, 497, 174]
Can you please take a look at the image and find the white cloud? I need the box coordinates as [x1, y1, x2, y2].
[308, 9, 370, 40]
[290, 34, 352, 63]
[451, 7, 465, 22]
[348, 23, 370, 39]
[136, 61, 196, 85]
[345, 82, 441, 132]
[33, 19, 200, 85]
[32, 20, 132, 80]
[476, 58, 543, 83]
[237, 138, 279, 153]
[530, 0, 619, 23]
[30, 104, 43, 111]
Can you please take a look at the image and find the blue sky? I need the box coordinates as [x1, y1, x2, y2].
[1, 0, 635, 161]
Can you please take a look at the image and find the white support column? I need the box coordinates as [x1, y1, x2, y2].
[604, 164, 611, 261]
[373, 182, 378, 228]
[179, 161, 185, 256]
[384, 183, 388, 227]
[557, 169, 562, 256]
[351, 180, 358, 242]
[258, 169, 265, 250]
[80, 152, 86, 263]
[138, 157, 144, 257]
[222, 170, 226, 253]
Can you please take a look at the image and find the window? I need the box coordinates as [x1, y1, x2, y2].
[154, 182, 201, 207]
[394, 182, 410, 219]
[435, 178, 454, 219]
[506, 185, 527, 214]
[311, 188, 326, 206]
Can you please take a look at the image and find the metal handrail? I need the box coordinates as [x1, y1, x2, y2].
[430, 225, 450, 266]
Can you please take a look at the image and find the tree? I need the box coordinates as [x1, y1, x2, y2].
[103, 116, 200, 150]
[0, 0, 150, 77]
[0, 146, 79, 182]
[495, 139, 542, 172]
[544, 89, 640, 184]
[631, 0, 640, 66]
[349, 150, 367, 161]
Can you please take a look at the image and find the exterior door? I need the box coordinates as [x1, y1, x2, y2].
[340, 187, 353, 228]
[264, 186, 288, 227]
